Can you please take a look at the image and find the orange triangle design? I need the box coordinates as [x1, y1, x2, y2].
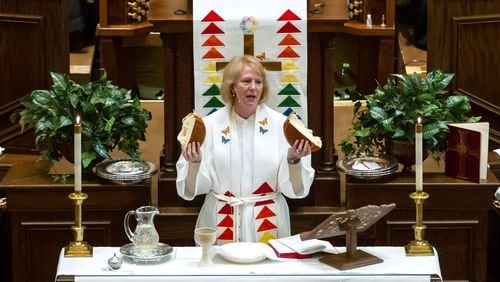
[218, 228, 233, 241]
[278, 47, 300, 58]
[218, 204, 233, 214]
[217, 215, 233, 227]
[253, 182, 273, 194]
[202, 35, 225, 47]
[256, 206, 276, 219]
[257, 219, 277, 232]
[202, 47, 224, 59]
[279, 34, 301, 46]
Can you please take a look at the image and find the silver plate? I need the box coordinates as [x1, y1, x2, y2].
[337, 153, 398, 180]
[119, 243, 173, 264]
[94, 159, 157, 184]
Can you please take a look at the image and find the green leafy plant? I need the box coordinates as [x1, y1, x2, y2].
[16, 72, 152, 168]
[340, 69, 480, 161]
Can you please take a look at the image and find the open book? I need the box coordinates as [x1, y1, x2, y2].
[445, 122, 489, 183]
[268, 234, 336, 259]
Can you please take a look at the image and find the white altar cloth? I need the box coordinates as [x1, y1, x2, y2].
[55, 246, 442, 282]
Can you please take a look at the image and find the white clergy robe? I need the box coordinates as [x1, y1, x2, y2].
[176, 104, 315, 244]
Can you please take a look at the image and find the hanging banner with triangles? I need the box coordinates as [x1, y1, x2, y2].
[193, 0, 308, 124]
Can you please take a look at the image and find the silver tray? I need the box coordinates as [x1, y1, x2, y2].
[337, 153, 398, 180]
[94, 159, 158, 184]
[119, 243, 173, 264]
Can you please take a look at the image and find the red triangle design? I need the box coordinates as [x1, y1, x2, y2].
[253, 182, 274, 194]
[218, 228, 234, 240]
[255, 199, 275, 206]
[278, 47, 300, 58]
[202, 47, 224, 59]
[202, 35, 225, 47]
[257, 219, 277, 232]
[217, 215, 233, 227]
[277, 22, 301, 33]
[202, 10, 224, 22]
[202, 23, 225, 34]
[279, 34, 301, 46]
[277, 9, 301, 21]
[218, 204, 233, 214]
[224, 191, 235, 197]
[256, 206, 276, 219]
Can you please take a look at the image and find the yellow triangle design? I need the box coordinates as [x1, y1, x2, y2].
[203, 61, 217, 72]
[280, 72, 300, 83]
[282, 60, 300, 71]
[203, 73, 223, 84]
[258, 231, 276, 243]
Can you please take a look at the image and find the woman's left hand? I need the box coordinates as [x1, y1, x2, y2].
[287, 139, 311, 161]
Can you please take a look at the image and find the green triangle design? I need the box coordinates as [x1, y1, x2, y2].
[278, 96, 301, 107]
[204, 96, 225, 108]
[278, 84, 301, 95]
[202, 84, 220, 96]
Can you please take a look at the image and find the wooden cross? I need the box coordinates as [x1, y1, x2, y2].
[215, 34, 282, 71]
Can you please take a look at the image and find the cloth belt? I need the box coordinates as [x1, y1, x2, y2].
[210, 191, 278, 242]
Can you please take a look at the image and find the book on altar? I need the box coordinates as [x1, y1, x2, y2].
[445, 122, 489, 183]
[268, 234, 336, 259]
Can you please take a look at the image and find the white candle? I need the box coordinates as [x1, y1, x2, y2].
[74, 115, 82, 193]
[415, 117, 423, 192]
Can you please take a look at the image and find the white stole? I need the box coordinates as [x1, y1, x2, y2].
[213, 105, 281, 195]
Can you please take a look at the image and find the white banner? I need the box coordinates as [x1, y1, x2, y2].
[193, 0, 308, 124]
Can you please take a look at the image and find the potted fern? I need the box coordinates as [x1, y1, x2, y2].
[16, 72, 152, 169]
[339, 69, 480, 171]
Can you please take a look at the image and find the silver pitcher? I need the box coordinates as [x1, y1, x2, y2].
[124, 206, 160, 257]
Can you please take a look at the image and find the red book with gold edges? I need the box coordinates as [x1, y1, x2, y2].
[445, 123, 489, 183]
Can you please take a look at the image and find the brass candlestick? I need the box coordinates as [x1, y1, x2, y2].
[64, 192, 93, 257]
[405, 191, 434, 256]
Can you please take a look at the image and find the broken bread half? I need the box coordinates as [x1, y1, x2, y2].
[283, 113, 322, 153]
[177, 112, 206, 150]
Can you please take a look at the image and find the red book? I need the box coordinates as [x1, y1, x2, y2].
[268, 239, 312, 259]
[445, 123, 489, 183]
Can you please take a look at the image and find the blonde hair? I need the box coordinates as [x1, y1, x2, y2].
[220, 55, 270, 105]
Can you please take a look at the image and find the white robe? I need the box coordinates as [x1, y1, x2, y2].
[176, 104, 315, 243]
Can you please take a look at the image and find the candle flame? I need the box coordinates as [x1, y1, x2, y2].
[76, 115, 81, 125]
[417, 117, 421, 124]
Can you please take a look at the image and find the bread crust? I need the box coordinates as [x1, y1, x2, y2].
[178, 113, 206, 149]
[283, 118, 321, 153]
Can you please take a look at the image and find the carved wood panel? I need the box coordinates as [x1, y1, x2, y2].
[428, 0, 500, 147]
[0, 0, 69, 106]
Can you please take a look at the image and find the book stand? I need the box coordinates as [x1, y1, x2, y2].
[301, 203, 395, 270]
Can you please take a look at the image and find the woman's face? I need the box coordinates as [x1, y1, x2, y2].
[232, 65, 263, 117]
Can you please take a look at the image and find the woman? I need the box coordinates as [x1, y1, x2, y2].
[176, 55, 315, 244]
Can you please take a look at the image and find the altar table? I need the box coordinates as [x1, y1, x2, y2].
[55, 246, 442, 282]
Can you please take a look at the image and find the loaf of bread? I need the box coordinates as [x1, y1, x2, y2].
[177, 112, 206, 149]
[283, 113, 322, 152]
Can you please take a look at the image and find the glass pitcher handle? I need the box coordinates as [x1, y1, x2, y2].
[123, 210, 136, 242]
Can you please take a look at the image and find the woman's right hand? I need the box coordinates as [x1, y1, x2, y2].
[182, 142, 202, 163]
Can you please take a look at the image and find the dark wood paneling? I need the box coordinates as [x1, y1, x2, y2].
[428, 0, 500, 148]
[346, 171, 500, 282]
[0, 154, 151, 282]
[0, 13, 44, 106]
[0, 0, 69, 108]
